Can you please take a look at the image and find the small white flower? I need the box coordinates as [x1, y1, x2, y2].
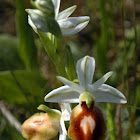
[26, 0, 90, 36]
[44, 56, 127, 106]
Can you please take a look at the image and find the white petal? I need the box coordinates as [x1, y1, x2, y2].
[64, 103, 72, 115]
[76, 56, 95, 89]
[52, 0, 60, 19]
[57, 16, 90, 36]
[57, 76, 84, 93]
[59, 103, 71, 121]
[57, 5, 77, 20]
[89, 84, 127, 104]
[89, 71, 113, 91]
[44, 85, 79, 103]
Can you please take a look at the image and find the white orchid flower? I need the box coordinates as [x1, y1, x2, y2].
[44, 56, 127, 107]
[27, 0, 90, 36]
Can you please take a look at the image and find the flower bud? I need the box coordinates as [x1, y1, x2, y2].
[34, 0, 54, 15]
[22, 105, 61, 140]
[68, 102, 106, 140]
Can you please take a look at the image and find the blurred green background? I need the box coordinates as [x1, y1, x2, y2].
[0, 0, 140, 140]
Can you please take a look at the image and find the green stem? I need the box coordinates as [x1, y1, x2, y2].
[52, 36, 68, 78]
[38, 31, 67, 78]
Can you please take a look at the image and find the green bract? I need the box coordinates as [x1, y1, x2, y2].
[26, 0, 90, 36]
[44, 56, 127, 107]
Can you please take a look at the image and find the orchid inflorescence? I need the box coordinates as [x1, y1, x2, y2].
[22, 0, 127, 140]
[26, 0, 90, 36]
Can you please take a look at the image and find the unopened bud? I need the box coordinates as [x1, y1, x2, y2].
[34, 0, 54, 15]
[22, 105, 61, 140]
[68, 102, 106, 140]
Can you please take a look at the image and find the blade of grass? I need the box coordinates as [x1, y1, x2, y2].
[95, 1, 115, 139]
[95, 0, 109, 74]
[130, 0, 138, 138]
[121, 0, 131, 139]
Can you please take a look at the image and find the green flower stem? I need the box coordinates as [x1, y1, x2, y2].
[15, 0, 37, 70]
[65, 46, 77, 80]
[38, 30, 67, 78]
[53, 36, 68, 78]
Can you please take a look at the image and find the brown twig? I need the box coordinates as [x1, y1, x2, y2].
[0, 101, 22, 134]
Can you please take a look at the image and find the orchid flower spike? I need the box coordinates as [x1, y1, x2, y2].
[26, 0, 90, 36]
[44, 56, 127, 108]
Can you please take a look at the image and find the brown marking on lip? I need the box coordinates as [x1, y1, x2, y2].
[68, 102, 106, 140]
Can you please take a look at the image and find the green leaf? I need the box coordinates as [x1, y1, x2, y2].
[0, 70, 47, 104]
[15, 0, 37, 70]
[65, 45, 76, 80]
[43, 14, 62, 37]
[0, 34, 24, 71]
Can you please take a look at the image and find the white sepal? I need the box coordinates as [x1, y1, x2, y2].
[28, 16, 37, 32]
[52, 0, 60, 19]
[90, 84, 127, 104]
[26, 9, 47, 32]
[44, 85, 80, 103]
[58, 16, 90, 36]
[57, 76, 84, 93]
[76, 56, 95, 89]
[89, 71, 113, 91]
[57, 5, 77, 20]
